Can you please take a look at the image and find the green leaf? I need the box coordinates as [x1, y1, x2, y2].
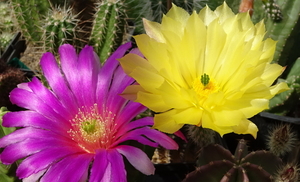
[0, 107, 16, 138]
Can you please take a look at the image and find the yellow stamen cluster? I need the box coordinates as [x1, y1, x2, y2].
[68, 104, 116, 153]
[192, 74, 220, 99]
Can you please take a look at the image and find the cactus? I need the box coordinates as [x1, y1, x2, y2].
[186, 125, 216, 148]
[274, 163, 300, 182]
[0, 33, 14, 56]
[0, 2, 15, 55]
[183, 139, 283, 182]
[266, 124, 298, 157]
[125, 0, 207, 34]
[173, 0, 207, 13]
[42, 5, 79, 53]
[268, 58, 300, 115]
[262, 0, 300, 67]
[89, 0, 127, 63]
[9, 0, 49, 43]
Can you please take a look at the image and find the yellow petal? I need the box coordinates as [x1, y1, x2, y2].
[214, 2, 235, 23]
[143, 18, 165, 43]
[119, 2, 289, 138]
[136, 91, 170, 112]
[118, 53, 155, 75]
[153, 110, 184, 133]
[270, 82, 290, 96]
[212, 109, 244, 126]
[232, 119, 258, 138]
[172, 107, 203, 125]
[166, 3, 190, 24]
[120, 85, 144, 101]
[198, 5, 217, 26]
[201, 112, 233, 136]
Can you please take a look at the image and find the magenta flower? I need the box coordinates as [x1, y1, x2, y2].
[0, 43, 178, 182]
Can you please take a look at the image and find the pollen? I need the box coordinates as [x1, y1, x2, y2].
[192, 74, 220, 99]
[68, 104, 116, 153]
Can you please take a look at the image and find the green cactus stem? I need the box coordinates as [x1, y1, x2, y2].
[89, 0, 127, 63]
[173, 0, 206, 13]
[9, 0, 48, 43]
[268, 57, 300, 115]
[183, 139, 283, 182]
[262, 0, 283, 22]
[43, 5, 79, 53]
[263, 0, 300, 66]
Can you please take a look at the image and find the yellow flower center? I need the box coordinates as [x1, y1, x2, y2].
[68, 104, 116, 153]
[192, 74, 220, 99]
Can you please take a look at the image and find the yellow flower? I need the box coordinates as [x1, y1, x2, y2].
[119, 2, 289, 138]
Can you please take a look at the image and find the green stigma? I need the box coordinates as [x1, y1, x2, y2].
[201, 73, 210, 87]
[81, 120, 97, 134]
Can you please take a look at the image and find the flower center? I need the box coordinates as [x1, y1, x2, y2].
[192, 73, 220, 99]
[68, 104, 116, 153]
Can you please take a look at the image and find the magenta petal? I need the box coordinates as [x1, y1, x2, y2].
[77, 45, 100, 107]
[129, 48, 144, 57]
[89, 149, 108, 182]
[103, 149, 126, 182]
[116, 101, 147, 127]
[23, 169, 46, 182]
[114, 127, 178, 150]
[17, 146, 82, 179]
[106, 66, 135, 115]
[58, 44, 81, 107]
[115, 117, 153, 139]
[40, 153, 93, 182]
[2, 111, 67, 133]
[140, 128, 178, 150]
[28, 77, 72, 120]
[96, 42, 132, 105]
[10, 88, 69, 127]
[116, 145, 155, 175]
[0, 127, 73, 148]
[113, 128, 159, 148]
[40, 52, 78, 113]
[174, 130, 187, 142]
[0, 136, 76, 164]
[1, 139, 53, 164]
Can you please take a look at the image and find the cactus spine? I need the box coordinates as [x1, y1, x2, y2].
[10, 0, 48, 43]
[266, 124, 297, 157]
[89, 0, 127, 63]
[274, 163, 300, 182]
[186, 125, 216, 148]
[43, 6, 79, 53]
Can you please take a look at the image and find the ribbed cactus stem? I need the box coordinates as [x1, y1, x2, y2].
[43, 6, 79, 53]
[10, 0, 44, 43]
[89, 0, 126, 63]
[173, 0, 205, 13]
[268, 58, 300, 114]
[184, 139, 283, 182]
[264, 0, 300, 65]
